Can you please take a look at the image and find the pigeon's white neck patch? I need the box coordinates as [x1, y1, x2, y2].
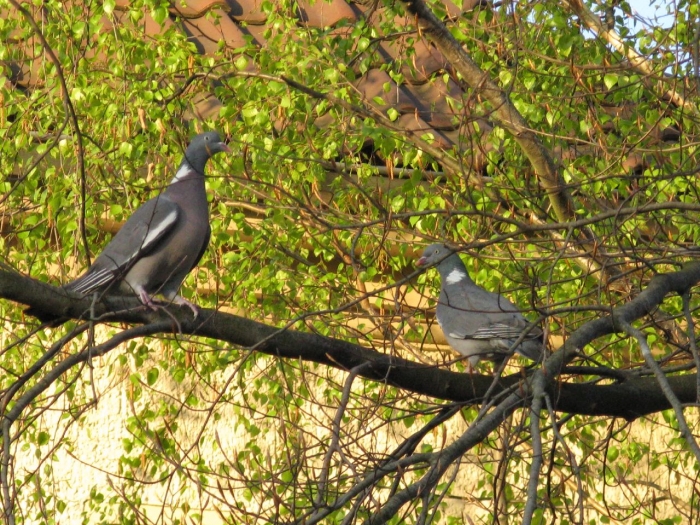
[171, 163, 193, 184]
[445, 268, 467, 285]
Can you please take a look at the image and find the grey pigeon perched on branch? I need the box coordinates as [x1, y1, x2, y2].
[63, 131, 230, 317]
[416, 243, 543, 367]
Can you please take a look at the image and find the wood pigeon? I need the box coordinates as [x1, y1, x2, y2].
[55, 131, 229, 319]
[416, 243, 543, 367]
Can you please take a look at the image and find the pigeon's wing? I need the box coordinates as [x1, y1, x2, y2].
[67, 196, 181, 295]
[451, 318, 542, 342]
[471, 322, 533, 340]
[471, 320, 543, 356]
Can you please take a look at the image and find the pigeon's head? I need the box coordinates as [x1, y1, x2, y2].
[416, 243, 454, 268]
[190, 131, 231, 158]
[182, 131, 231, 173]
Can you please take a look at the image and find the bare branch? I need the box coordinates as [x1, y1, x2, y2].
[523, 375, 545, 523]
[400, 0, 620, 282]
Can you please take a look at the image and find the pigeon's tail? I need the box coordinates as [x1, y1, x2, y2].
[64, 268, 114, 296]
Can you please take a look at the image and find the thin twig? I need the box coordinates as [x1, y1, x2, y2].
[0, 323, 90, 414]
[362, 392, 528, 525]
[7, 0, 91, 265]
[0, 116, 70, 207]
[561, 0, 698, 115]
[1, 418, 14, 525]
[315, 362, 371, 508]
[522, 374, 545, 524]
[544, 394, 584, 525]
[1, 323, 171, 427]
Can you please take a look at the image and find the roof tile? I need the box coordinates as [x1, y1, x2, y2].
[2, 4, 49, 88]
[170, 0, 229, 18]
[190, 91, 224, 120]
[6, 36, 46, 88]
[438, 0, 466, 18]
[622, 153, 649, 173]
[83, 15, 119, 66]
[359, 7, 451, 82]
[297, 0, 357, 28]
[461, 0, 488, 10]
[116, 8, 176, 38]
[182, 8, 250, 53]
[354, 69, 423, 113]
[239, 21, 268, 45]
[404, 79, 462, 130]
[397, 113, 451, 149]
[226, 0, 268, 24]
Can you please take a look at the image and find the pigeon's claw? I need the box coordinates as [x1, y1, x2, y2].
[171, 295, 200, 319]
[137, 289, 160, 311]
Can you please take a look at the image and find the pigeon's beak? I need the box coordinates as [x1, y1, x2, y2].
[218, 142, 232, 153]
[416, 256, 428, 267]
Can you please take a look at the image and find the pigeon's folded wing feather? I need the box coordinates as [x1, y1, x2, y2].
[451, 321, 542, 341]
[67, 197, 180, 295]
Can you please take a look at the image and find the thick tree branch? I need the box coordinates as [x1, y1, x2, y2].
[5, 263, 700, 420]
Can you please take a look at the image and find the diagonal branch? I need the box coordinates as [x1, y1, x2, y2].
[400, 0, 620, 281]
[401, 0, 575, 223]
[1, 323, 171, 426]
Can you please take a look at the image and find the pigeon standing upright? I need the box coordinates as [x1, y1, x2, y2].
[62, 131, 230, 317]
[416, 243, 543, 367]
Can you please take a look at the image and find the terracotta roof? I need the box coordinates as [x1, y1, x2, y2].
[1, 0, 683, 172]
[2, 0, 482, 150]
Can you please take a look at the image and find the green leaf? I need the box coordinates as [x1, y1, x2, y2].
[499, 70, 513, 85]
[280, 470, 294, 483]
[151, 6, 168, 26]
[604, 74, 618, 89]
[146, 368, 159, 386]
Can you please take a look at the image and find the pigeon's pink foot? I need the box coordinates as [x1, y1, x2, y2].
[171, 295, 199, 318]
[138, 289, 159, 311]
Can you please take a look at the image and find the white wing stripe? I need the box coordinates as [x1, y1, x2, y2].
[141, 210, 178, 252]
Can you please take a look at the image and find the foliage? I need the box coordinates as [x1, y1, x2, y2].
[0, 0, 700, 523]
